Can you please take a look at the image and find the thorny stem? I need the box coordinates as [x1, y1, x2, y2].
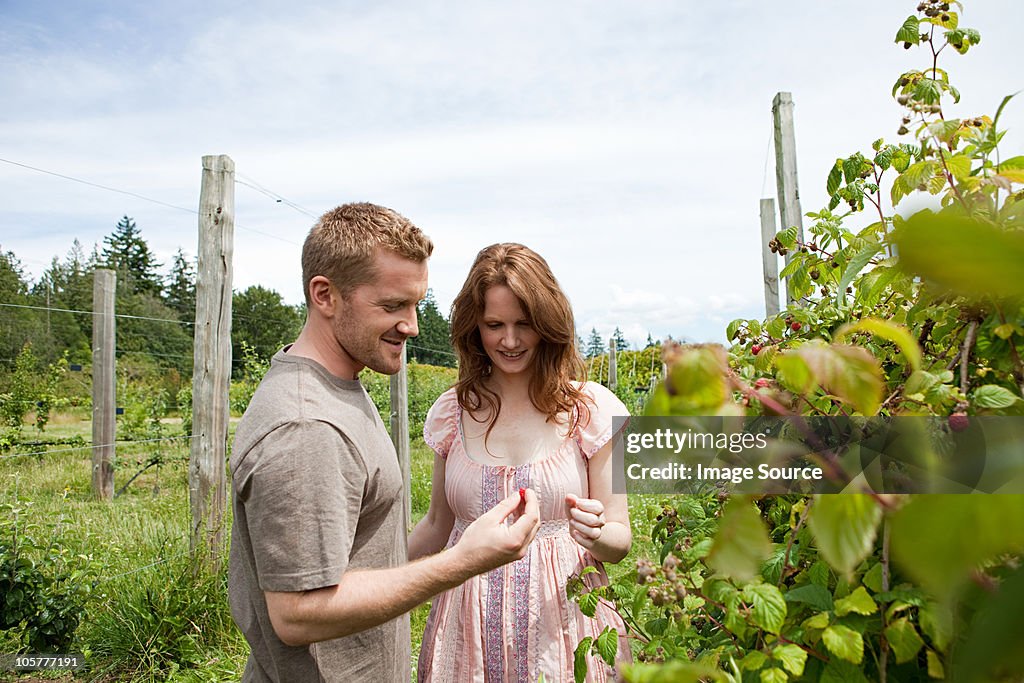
[776, 499, 813, 587]
[879, 521, 892, 683]
[960, 319, 979, 395]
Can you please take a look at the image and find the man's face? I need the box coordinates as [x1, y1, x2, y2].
[332, 250, 428, 376]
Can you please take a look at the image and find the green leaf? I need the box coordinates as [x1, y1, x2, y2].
[743, 583, 787, 634]
[807, 495, 882, 577]
[574, 636, 593, 683]
[707, 498, 772, 581]
[834, 318, 922, 371]
[741, 650, 769, 671]
[837, 242, 882, 295]
[895, 15, 920, 44]
[927, 650, 945, 679]
[773, 644, 808, 677]
[972, 384, 1021, 410]
[804, 611, 831, 630]
[874, 146, 895, 171]
[834, 586, 878, 616]
[893, 212, 1024, 302]
[760, 668, 788, 683]
[784, 584, 834, 612]
[843, 154, 865, 184]
[821, 658, 871, 683]
[885, 617, 925, 664]
[595, 626, 619, 666]
[619, 661, 726, 683]
[890, 496, 1024, 599]
[919, 602, 954, 651]
[913, 78, 943, 104]
[827, 161, 844, 196]
[943, 152, 972, 181]
[823, 624, 864, 664]
[784, 341, 884, 415]
[862, 563, 884, 593]
[578, 590, 600, 618]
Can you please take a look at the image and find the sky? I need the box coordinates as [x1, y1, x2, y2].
[2, 0, 1021, 348]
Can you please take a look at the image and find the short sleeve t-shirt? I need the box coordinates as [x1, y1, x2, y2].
[228, 348, 409, 682]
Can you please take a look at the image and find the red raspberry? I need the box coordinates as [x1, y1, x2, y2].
[754, 378, 770, 389]
[948, 413, 969, 433]
[751, 344, 763, 355]
[791, 322, 802, 331]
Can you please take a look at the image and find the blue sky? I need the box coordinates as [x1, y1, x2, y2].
[2, 0, 1021, 347]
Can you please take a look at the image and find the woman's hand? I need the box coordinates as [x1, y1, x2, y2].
[565, 493, 605, 549]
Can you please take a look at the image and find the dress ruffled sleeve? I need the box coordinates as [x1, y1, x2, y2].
[575, 382, 631, 459]
[423, 388, 459, 458]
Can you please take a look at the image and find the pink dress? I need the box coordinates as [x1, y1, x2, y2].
[417, 382, 631, 683]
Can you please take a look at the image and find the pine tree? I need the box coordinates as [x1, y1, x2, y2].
[101, 216, 163, 296]
[232, 285, 304, 376]
[585, 328, 605, 359]
[165, 249, 196, 320]
[410, 289, 455, 367]
[645, 333, 657, 349]
[611, 327, 628, 352]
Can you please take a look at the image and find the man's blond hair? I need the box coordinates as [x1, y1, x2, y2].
[301, 202, 433, 302]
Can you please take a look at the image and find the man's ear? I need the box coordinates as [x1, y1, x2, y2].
[307, 276, 336, 314]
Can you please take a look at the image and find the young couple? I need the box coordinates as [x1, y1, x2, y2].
[228, 202, 631, 682]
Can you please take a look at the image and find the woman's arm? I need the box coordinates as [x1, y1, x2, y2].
[566, 440, 632, 563]
[408, 452, 456, 560]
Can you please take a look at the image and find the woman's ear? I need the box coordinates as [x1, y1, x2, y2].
[307, 275, 335, 314]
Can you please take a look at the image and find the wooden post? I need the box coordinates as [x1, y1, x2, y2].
[91, 268, 116, 500]
[773, 92, 805, 305]
[390, 348, 411, 525]
[760, 198, 781, 317]
[608, 338, 618, 392]
[190, 154, 234, 566]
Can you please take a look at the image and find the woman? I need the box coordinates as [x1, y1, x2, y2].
[409, 243, 632, 682]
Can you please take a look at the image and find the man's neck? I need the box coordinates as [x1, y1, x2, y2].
[288, 325, 363, 380]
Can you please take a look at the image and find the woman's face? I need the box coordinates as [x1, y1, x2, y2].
[478, 284, 542, 378]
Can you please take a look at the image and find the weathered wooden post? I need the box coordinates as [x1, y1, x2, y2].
[608, 337, 618, 392]
[760, 198, 781, 316]
[91, 268, 116, 500]
[190, 154, 234, 566]
[390, 348, 411, 526]
[773, 92, 806, 306]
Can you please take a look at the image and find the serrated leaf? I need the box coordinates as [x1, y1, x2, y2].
[784, 584, 834, 612]
[893, 211, 1024, 302]
[808, 495, 882, 577]
[885, 617, 925, 663]
[834, 586, 878, 616]
[913, 78, 942, 104]
[972, 384, 1021, 409]
[895, 15, 920, 43]
[834, 318, 922, 371]
[863, 563, 884, 593]
[944, 152, 972, 180]
[919, 602, 954, 651]
[827, 161, 844, 196]
[823, 624, 864, 664]
[744, 583, 787, 634]
[804, 611, 831, 630]
[760, 668, 788, 683]
[785, 341, 884, 415]
[574, 636, 593, 683]
[578, 590, 600, 617]
[874, 147, 895, 171]
[707, 498, 772, 581]
[997, 169, 1024, 184]
[595, 626, 619, 666]
[774, 353, 813, 394]
[773, 644, 808, 677]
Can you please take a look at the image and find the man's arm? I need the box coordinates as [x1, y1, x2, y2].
[266, 487, 539, 646]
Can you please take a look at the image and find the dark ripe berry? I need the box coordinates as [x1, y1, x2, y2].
[949, 413, 970, 433]
[831, 260, 840, 268]
[751, 344, 763, 356]
[941, 13, 949, 21]
[820, 286, 829, 297]
[916, 2, 925, 10]
[810, 268, 820, 280]
[791, 322, 802, 331]
[754, 378, 770, 389]
[903, 115, 911, 124]
[846, 286, 853, 294]
[903, 42, 912, 49]
[898, 125, 910, 135]
[809, 243, 818, 252]
[941, 3, 949, 9]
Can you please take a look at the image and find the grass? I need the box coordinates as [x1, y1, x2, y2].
[1, 413, 661, 682]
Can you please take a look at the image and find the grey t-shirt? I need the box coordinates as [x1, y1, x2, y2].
[228, 348, 409, 682]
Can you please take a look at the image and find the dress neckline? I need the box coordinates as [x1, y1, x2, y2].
[455, 402, 579, 470]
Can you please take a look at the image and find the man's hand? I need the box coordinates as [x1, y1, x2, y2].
[452, 488, 540, 575]
[565, 493, 605, 550]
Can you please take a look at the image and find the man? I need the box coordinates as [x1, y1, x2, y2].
[228, 203, 539, 682]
